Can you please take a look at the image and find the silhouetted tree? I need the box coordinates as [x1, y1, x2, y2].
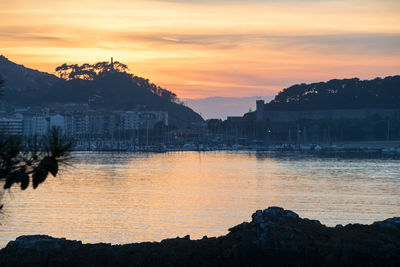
[1, 128, 73, 191]
[266, 76, 400, 110]
[54, 60, 179, 103]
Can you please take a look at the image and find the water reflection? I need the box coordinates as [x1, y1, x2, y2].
[0, 151, 399, 247]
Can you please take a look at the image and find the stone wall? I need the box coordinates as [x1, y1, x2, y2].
[262, 109, 400, 122]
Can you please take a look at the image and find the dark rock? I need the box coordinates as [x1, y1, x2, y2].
[1, 207, 399, 267]
[251, 210, 264, 223]
[228, 222, 249, 233]
[263, 206, 284, 218]
[5, 235, 82, 251]
[284, 210, 299, 219]
[373, 217, 400, 230]
[304, 218, 322, 226]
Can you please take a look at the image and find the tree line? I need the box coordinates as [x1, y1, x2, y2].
[55, 61, 179, 103]
[265, 76, 400, 110]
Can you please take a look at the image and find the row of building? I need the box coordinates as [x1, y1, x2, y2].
[0, 104, 168, 138]
[219, 100, 400, 143]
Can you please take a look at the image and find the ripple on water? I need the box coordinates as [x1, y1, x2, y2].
[1, 151, 399, 247]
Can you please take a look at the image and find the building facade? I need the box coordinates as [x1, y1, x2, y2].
[0, 116, 23, 135]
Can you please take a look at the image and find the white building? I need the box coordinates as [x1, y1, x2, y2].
[0, 116, 23, 135]
[122, 111, 140, 130]
[65, 114, 90, 136]
[121, 111, 168, 130]
[23, 115, 48, 136]
[50, 114, 65, 133]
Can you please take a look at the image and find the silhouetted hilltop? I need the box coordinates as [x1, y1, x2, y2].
[0, 55, 59, 92]
[0, 56, 203, 127]
[265, 76, 400, 111]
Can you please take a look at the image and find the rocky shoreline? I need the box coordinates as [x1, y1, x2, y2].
[1, 207, 399, 266]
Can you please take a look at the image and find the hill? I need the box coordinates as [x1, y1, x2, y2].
[0, 56, 203, 127]
[0, 55, 59, 92]
[265, 76, 400, 111]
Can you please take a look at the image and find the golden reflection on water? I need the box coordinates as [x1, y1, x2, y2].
[1, 151, 399, 247]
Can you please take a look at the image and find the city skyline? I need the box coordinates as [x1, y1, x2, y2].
[1, 0, 400, 98]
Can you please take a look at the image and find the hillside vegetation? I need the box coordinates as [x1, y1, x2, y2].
[0, 56, 203, 127]
[266, 76, 400, 110]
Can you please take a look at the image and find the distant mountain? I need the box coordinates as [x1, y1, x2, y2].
[265, 76, 400, 111]
[183, 96, 274, 120]
[0, 56, 203, 127]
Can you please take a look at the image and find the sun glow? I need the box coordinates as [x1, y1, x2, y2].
[1, 0, 399, 98]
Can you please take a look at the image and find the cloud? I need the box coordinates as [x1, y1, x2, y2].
[2, 0, 399, 98]
[272, 34, 400, 55]
[154, 0, 336, 3]
[152, 0, 397, 4]
[114, 31, 400, 55]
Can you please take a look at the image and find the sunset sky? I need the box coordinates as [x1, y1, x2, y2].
[1, 0, 399, 98]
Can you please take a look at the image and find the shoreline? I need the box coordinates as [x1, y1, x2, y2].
[72, 140, 400, 153]
[70, 144, 400, 159]
[1, 207, 399, 266]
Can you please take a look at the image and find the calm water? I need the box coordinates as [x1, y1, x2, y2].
[1, 151, 399, 247]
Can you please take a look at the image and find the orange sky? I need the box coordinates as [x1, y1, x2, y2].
[1, 0, 399, 98]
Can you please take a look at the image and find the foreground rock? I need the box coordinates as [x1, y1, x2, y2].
[1, 207, 399, 266]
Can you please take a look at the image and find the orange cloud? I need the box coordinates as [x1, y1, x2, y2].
[1, 0, 399, 98]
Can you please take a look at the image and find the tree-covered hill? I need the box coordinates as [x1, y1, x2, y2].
[0, 55, 59, 92]
[265, 76, 400, 110]
[0, 56, 203, 127]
